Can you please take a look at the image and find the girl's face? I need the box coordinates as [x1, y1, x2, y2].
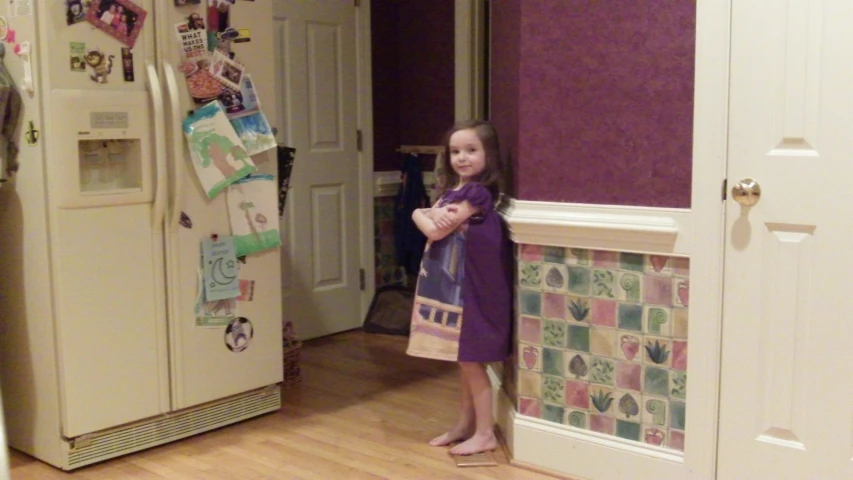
[449, 128, 486, 184]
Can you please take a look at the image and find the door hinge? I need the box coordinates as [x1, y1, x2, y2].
[359, 268, 366, 290]
[356, 129, 363, 152]
[721, 178, 727, 201]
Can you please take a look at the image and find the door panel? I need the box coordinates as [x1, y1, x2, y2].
[274, 1, 362, 340]
[718, 0, 853, 477]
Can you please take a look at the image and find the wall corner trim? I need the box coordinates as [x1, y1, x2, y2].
[500, 198, 689, 255]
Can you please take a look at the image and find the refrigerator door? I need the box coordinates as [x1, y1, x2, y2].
[159, 2, 282, 409]
[40, 0, 171, 436]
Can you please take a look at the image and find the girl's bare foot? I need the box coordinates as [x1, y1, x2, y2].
[429, 428, 472, 447]
[449, 432, 497, 455]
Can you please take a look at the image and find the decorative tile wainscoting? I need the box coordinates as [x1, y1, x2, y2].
[510, 246, 689, 451]
[494, 197, 725, 480]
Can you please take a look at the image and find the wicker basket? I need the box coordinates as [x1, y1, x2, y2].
[282, 340, 302, 388]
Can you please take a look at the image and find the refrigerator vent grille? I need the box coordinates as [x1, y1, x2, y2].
[66, 387, 281, 469]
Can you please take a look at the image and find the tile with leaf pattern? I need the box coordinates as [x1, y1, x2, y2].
[542, 263, 568, 292]
[643, 336, 672, 367]
[567, 296, 591, 322]
[589, 385, 616, 416]
[617, 271, 643, 303]
[670, 371, 687, 399]
[541, 375, 565, 405]
[614, 391, 641, 421]
[519, 262, 543, 289]
[542, 320, 567, 348]
[592, 269, 617, 299]
[644, 306, 672, 337]
[565, 352, 590, 380]
[589, 355, 616, 386]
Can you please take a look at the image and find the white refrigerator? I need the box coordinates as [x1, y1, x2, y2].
[0, 0, 282, 470]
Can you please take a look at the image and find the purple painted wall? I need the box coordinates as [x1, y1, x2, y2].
[492, 1, 696, 207]
[489, 0, 521, 197]
[371, 1, 455, 172]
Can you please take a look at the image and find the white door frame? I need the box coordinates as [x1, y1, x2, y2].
[682, 0, 730, 476]
[356, 0, 486, 319]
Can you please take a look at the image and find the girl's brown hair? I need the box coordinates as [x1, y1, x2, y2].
[436, 120, 504, 201]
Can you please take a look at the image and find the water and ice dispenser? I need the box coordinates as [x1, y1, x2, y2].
[51, 90, 153, 209]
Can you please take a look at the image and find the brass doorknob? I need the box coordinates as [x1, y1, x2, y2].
[731, 178, 761, 206]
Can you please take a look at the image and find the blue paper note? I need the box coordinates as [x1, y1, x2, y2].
[202, 236, 241, 301]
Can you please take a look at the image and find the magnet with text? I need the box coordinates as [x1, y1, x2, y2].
[70, 41, 86, 72]
[224, 316, 253, 352]
[121, 47, 134, 82]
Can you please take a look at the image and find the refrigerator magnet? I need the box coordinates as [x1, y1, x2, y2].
[70, 41, 86, 72]
[83, 48, 115, 84]
[237, 279, 254, 301]
[65, 0, 89, 25]
[86, 0, 147, 49]
[121, 47, 134, 82]
[208, 49, 243, 91]
[224, 317, 253, 353]
[174, 0, 202, 4]
[179, 211, 193, 228]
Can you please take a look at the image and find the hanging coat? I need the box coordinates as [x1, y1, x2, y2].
[394, 153, 428, 276]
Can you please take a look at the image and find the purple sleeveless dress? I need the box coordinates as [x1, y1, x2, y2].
[406, 183, 513, 363]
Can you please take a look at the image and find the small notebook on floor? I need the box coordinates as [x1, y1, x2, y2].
[452, 451, 498, 468]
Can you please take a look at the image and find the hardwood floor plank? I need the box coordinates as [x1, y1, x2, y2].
[9, 331, 558, 480]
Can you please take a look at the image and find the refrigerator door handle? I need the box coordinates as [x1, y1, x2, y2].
[146, 62, 168, 232]
[162, 61, 185, 232]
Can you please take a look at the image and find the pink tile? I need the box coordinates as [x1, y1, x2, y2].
[590, 414, 614, 434]
[519, 316, 542, 344]
[668, 429, 685, 451]
[675, 280, 689, 307]
[648, 255, 670, 273]
[590, 298, 617, 327]
[672, 340, 688, 371]
[644, 427, 666, 447]
[565, 381, 590, 409]
[593, 250, 619, 268]
[644, 275, 672, 306]
[542, 292, 567, 319]
[520, 244, 544, 261]
[519, 397, 542, 418]
[616, 362, 642, 391]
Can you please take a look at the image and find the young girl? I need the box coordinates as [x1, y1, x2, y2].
[407, 120, 513, 456]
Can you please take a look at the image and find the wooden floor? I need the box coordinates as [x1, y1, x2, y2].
[9, 331, 557, 480]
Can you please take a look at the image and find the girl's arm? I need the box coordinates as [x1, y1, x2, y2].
[412, 201, 479, 242]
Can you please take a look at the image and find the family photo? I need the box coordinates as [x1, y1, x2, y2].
[86, 0, 147, 49]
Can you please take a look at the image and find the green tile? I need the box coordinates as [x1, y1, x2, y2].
[670, 400, 686, 430]
[671, 371, 687, 399]
[542, 348, 564, 376]
[620, 253, 645, 272]
[541, 375, 565, 404]
[520, 290, 541, 316]
[543, 404, 565, 424]
[592, 269, 616, 298]
[567, 325, 590, 352]
[543, 246, 566, 264]
[519, 262, 542, 289]
[616, 420, 641, 441]
[647, 307, 670, 335]
[589, 357, 615, 386]
[568, 267, 591, 295]
[543, 320, 567, 348]
[569, 248, 590, 265]
[644, 366, 670, 396]
[618, 303, 643, 331]
[567, 411, 587, 428]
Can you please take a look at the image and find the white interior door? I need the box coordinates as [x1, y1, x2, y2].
[274, 1, 363, 340]
[718, 0, 853, 477]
